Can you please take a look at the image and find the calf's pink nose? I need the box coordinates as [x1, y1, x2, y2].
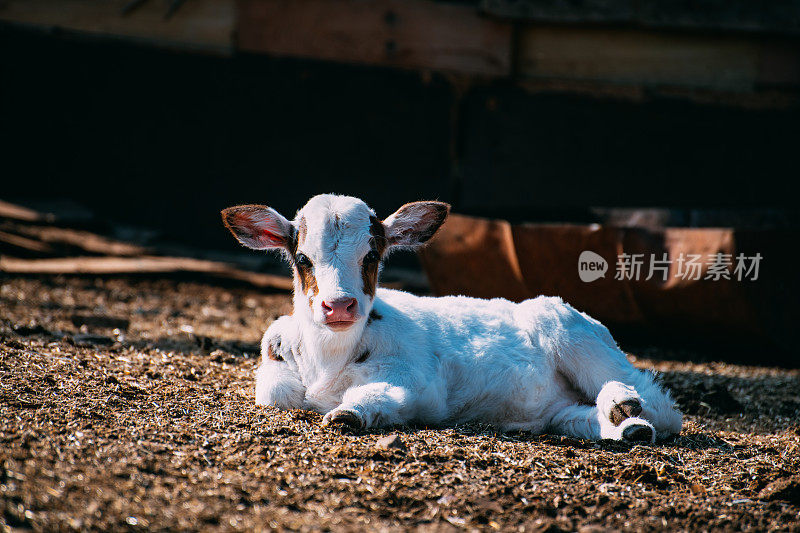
[321, 297, 358, 322]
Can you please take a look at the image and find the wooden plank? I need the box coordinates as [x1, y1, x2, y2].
[0, 0, 234, 54]
[0, 230, 55, 254]
[237, 0, 512, 76]
[0, 200, 50, 223]
[758, 40, 800, 87]
[518, 26, 760, 91]
[0, 255, 229, 275]
[0, 255, 293, 290]
[481, 0, 800, 37]
[4, 224, 149, 257]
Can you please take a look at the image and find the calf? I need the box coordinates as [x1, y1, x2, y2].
[222, 194, 682, 442]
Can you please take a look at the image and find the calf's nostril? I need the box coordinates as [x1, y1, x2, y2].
[321, 297, 358, 318]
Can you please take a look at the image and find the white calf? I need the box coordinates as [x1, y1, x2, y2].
[222, 194, 682, 442]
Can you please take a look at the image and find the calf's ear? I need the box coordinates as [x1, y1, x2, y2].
[383, 201, 450, 248]
[221, 204, 294, 250]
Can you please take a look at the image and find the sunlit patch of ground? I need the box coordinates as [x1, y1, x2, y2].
[1, 277, 799, 531]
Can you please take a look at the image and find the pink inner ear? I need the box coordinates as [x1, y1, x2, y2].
[251, 228, 284, 247]
[241, 213, 285, 246]
[231, 212, 283, 245]
[223, 206, 289, 249]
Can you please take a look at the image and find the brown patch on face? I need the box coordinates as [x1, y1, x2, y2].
[267, 341, 283, 362]
[295, 260, 318, 304]
[297, 216, 307, 245]
[369, 216, 387, 256]
[362, 256, 379, 299]
[361, 216, 387, 299]
[286, 228, 298, 257]
[289, 217, 315, 304]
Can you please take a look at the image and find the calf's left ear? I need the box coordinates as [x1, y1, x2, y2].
[221, 204, 294, 250]
[383, 201, 450, 248]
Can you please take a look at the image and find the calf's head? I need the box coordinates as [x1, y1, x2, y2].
[222, 194, 449, 331]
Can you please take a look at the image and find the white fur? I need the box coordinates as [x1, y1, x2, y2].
[238, 195, 682, 441]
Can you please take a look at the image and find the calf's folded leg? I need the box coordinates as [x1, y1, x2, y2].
[322, 382, 411, 429]
[255, 360, 306, 409]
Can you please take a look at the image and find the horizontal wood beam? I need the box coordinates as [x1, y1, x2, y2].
[481, 0, 800, 37]
[518, 26, 762, 92]
[236, 0, 513, 76]
[0, 255, 293, 290]
[1, 0, 797, 99]
[0, 0, 234, 54]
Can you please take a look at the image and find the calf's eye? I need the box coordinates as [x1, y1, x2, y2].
[296, 253, 312, 269]
[363, 250, 380, 264]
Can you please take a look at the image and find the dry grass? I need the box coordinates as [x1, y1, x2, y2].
[1, 276, 799, 532]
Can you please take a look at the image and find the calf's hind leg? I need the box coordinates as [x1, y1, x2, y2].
[518, 298, 681, 439]
[547, 402, 655, 443]
[555, 330, 682, 440]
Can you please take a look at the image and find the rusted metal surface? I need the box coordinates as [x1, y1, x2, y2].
[419, 214, 797, 352]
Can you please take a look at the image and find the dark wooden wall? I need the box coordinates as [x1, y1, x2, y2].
[2, 26, 799, 251]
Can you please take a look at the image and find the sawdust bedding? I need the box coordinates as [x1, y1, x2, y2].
[1, 276, 799, 531]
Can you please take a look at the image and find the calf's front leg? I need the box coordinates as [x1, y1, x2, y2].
[255, 360, 306, 409]
[322, 382, 410, 429]
[256, 316, 306, 409]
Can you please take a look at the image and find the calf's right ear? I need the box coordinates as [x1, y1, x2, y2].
[383, 201, 450, 248]
[221, 204, 294, 250]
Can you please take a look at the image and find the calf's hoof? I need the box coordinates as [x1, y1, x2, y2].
[620, 420, 655, 443]
[610, 398, 643, 426]
[322, 409, 364, 429]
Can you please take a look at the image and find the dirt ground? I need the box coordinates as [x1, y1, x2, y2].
[1, 275, 799, 532]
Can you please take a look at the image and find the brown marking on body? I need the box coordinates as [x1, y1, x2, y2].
[362, 216, 387, 298]
[367, 309, 382, 324]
